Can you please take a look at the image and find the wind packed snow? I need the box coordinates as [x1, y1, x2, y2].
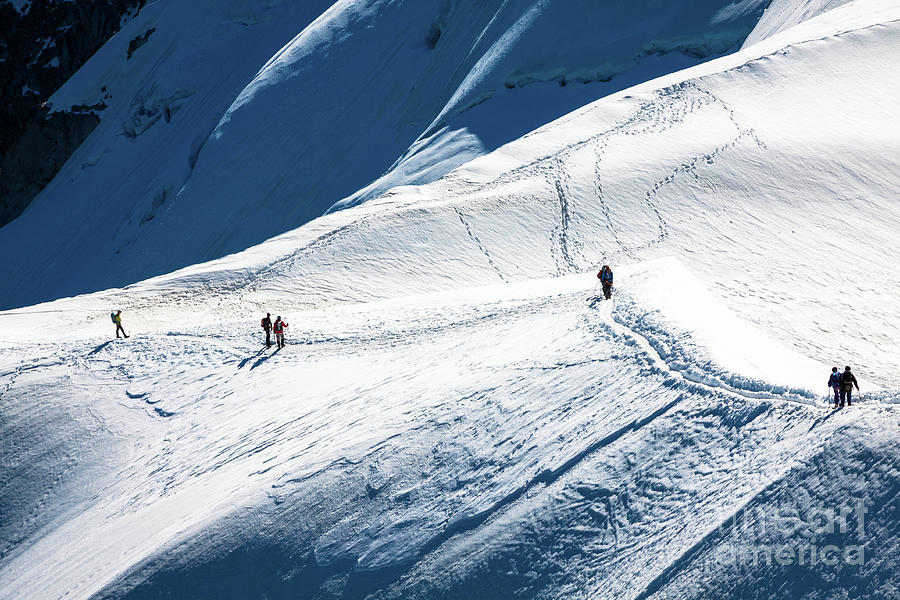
[1, 1, 900, 599]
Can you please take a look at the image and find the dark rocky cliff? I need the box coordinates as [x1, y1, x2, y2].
[0, 0, 146, 228]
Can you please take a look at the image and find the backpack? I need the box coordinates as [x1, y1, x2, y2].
[840, 372, 855, 391]
[110, 312, 117, 323]
[828, 372, 840, 387]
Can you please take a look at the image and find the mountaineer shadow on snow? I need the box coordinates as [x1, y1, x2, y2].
[87, 340, 115, 356]
[238, 347, 267, 369]
[587, 296, 608, 310]
[250, 346, 280, 370]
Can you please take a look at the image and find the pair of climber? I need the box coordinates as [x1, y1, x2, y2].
[260, 313, 289, 348]
[828, 366, 860, 407]
[596, 265, 614, 300]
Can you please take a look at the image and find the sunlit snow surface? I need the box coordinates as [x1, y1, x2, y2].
[1, 261, 898, 599]
[2, 0, 900, 598]
[0, 0, 770, 309]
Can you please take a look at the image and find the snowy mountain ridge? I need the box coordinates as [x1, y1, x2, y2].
[2, 257, 897, 599]
[4, 0, 898, 381]
[1, 0, 775, 309]
[1, 0, 899, 599]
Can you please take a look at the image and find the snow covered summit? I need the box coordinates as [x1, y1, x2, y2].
[1, 0, 900, 599]
[1, 0, 774, 310]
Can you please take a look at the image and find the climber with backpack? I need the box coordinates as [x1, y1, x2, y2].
[828, 367, 841, 407]
[838, 366, 860, 407]
[273, 316, 288, 349]
[111, 310, 129, 339]
[597, 265, 614, 300]
[261, 313, 273, 347]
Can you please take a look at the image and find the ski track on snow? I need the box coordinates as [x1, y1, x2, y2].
[4, 13, 900, 598]
[222, 18, 892, 294]
[454, 208, 508, 283]
[2, 270, 897, 597]
[238, 80, 764, 292]
[0, 453, 79, 562]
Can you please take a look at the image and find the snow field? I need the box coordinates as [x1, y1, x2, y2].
[0, 0, 772, 309]
[4, 1, 898, 386]
[1, 258, 897, 598]
[1, 1, 899, 597]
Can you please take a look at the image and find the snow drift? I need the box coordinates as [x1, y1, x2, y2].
[1, 0, 899, 599]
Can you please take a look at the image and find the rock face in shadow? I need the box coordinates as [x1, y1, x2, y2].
[0, 109, 101, 225]
[0, 0, 146, 228]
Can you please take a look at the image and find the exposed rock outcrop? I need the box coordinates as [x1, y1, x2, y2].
[0, 0, 146, 229]
[0, 109, 100, 225]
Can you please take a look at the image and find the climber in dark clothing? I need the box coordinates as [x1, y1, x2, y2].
[261, 313, 273, 347]
[828, 367, 841, 407]
[838, 366, 860, 407]
[598, 265, 614, 300]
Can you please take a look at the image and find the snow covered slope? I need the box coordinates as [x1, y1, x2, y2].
[6, 0, 895, 380]
[0, 0, 770, 310]
[1, 0, 899, 598]
[1, 261, 897, 600]
[743, 0, 855, 45]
